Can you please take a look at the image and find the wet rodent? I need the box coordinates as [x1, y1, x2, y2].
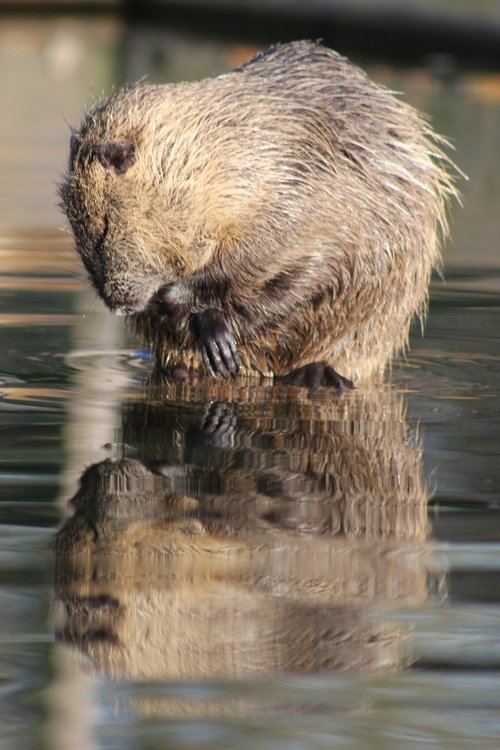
[60, 41, 459, 388]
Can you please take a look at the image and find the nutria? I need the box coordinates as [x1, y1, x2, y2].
[60, 41, 458, 388]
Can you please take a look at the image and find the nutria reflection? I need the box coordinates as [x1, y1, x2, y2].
[55, 384, 432, 687]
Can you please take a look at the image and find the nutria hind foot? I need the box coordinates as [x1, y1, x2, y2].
[191, 309, 241, 379]
[282, 363, 355, 391]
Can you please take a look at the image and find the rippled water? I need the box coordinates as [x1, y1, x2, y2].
[2, 14, 500, 750]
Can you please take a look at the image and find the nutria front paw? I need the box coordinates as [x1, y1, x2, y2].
[282, 363, 354, 391]
[191, 309, 241, 378]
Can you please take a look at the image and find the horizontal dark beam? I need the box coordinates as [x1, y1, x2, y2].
[123, 0, 500, 69]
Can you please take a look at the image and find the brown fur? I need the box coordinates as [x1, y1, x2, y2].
[55, 386, 430, 684]
[60, 41, 459, 382]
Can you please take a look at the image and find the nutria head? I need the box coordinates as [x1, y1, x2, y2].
[60, 84, 236, 316]
[61, 133, 158, 315]
[60, 102, 199, 315]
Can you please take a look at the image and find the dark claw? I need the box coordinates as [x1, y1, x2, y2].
[191, 309, 240, 379]
[282, 362, 355, 392]
[206, 337, 230, 379]
[201, 346, 216, 378]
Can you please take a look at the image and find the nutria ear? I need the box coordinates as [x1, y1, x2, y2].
[96, 140, 136, 175]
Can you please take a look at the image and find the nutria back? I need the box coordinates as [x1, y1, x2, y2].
[60, 41, 459, 386]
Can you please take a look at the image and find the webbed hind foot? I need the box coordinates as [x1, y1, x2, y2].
[282, 362, 354, 391]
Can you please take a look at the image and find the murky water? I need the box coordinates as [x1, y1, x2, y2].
[1, 15, 500, 750]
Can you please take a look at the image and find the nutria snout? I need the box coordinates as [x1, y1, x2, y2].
[60, 41, 460, 389]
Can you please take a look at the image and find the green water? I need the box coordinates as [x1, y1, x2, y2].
[1, 15, 500, 750]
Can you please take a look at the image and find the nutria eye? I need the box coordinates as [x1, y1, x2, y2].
[96, 140, 136, 175]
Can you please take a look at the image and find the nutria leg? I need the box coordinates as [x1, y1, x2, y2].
[191, 309, 241, 378]
[282, 363, 354, 391]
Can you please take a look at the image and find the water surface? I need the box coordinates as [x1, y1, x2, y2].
[1, 15, 500, 750]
